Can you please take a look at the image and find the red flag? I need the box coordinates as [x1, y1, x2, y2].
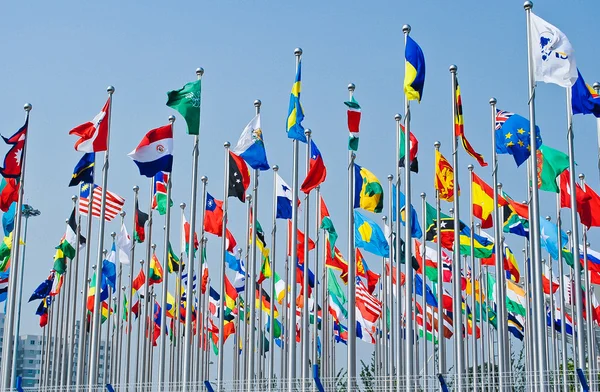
[287, 220, 315, 263]
[579, 183, 600, 228]
[203, 193, 224, 236]
[355, 248, 380, 294]
[225, 229, 237, 253]
[0, 118, 27, 178]
[69, 98, 110, 152]
[319, 195, 331, 221]
[0, 178, 19, 212]
[300, 140, 327, 194]
[559, 170, 593, 227]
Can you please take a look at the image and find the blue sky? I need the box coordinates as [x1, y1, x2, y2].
[2, 0, 600, 376]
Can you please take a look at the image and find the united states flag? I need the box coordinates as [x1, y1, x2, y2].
[79, 183, 125, 221]
[355, 277, 382, 323]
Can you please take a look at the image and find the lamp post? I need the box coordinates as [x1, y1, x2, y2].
[10, 204, 41, 388]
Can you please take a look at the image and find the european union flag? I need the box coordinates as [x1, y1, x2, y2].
[495, 111, 541, 167]
[572, 69, 600, 118]
[404, 35, 426, 102]
[287, 59, 306, 142]
[69, 152, 95, 187]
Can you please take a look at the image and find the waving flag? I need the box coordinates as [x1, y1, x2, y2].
[102, 243, 117, 290]
[29, 272, 55, 302]
[128, 124, 173, 177]
[287, 58, 305, 142]
[0, 117, 28, 178]
[354, 210, 389, 257]
[69, 98, 110, 152]
[232, 114, 269, 171]
[300, 140, 327, 194]
[166, 79, 202, 135]
[455, 81, 487, 167]
[344, 95, 361, 151]
[228, 151, 251, 203]
[404, 35, 425, 102]
[435, 150, 457, 202]
[495, 109, 542, 167]
[354, 163, 384, 213]
[399, 124, 419, 173]
[152, 172, 172, 215]
[79, 184, 125, 221]
[68, 152, 95, 187]
[572, 69, 600, 117]
[276, 173, 293, 219]
[116, 222, 132, 264]
[203, 192, 224, 236]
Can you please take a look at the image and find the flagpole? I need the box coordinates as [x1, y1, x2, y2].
[103, 252, 113, 387]
[60, 209, 75, 389]
[394, 113, 403, 388]
[432, 142, 445, 379]
[386, 174, 395, 391]
[554, 196, 568, 391]
[268, 164, 279, 392]
[448, 65, 464, 390]
[178, 67, 204, 392]
[123, 186, 139, 388]
[287, 47, 302, 392]
[112, 214, 125, 387]
[0, 103, 31, 391]
[140, 176, 155, 388]
[196, 189, 209, 385]
[312, 183, 320, 392]
[242, 194, 252, 386]
[465, 165, 477, 390]
[52, 267, 65, 388]
[68, 202, 80, 389]
[346, 83, 357, 391]
[86, 86, 115, 391]
[420, 192, 428, 390]
[301, 128, 312, 391]
[542, 232, 558, 388]
[216, 138, 232, 391]
[579, 174, 595, 382]
[382, 212, 390, 388]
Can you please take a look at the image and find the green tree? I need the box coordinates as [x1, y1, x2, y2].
[359, 351, 376, 392]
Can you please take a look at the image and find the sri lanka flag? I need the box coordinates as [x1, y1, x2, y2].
[404, 35, 425, 102]
[128, 124, 173, 177]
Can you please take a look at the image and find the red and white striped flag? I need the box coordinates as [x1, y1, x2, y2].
[355, 278, 382, 323]
[79, 183, 125, 221]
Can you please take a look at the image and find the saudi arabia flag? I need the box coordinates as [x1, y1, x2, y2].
[167, 79, 202, 135]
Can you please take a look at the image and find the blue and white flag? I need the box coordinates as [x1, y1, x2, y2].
[232, 114, 269, 171]
[276, 173, 293, 219]
[128, 124, 173, 177]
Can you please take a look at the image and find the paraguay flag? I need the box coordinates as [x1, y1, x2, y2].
[232, 114, 269, 171]
[128, 124, 173, 177]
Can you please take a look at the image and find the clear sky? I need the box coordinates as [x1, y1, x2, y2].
[2, 0, 600, 377]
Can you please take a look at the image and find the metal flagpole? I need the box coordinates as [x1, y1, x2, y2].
[579, 174, 594, 382]
[402, 26, 415, 392]
[218, 139, 231, 391]
[381, 213, 389, 388]
[52, 274, 66, 387]
[0, 103, 31, 391]
[175, 204, 185, 387]
[523, 4, 549, 389]
[112, 214, 125, 387]
[182, 67, 204, 392]
[420, 193, 428, 391]
[346, 84, 357, 391]
[489, 97, 509, 391]
[158, 116, 176, 391]
[247, 114, 261, 392]
[125, 186, 139, 387]
[242, 194, 252, 385]
[87, 86, 115, 391]
[449, 65, 464, 390]
[394, 113, 403, 388]
[60, 215, 75, 389]
[386, 174, 394, 391]
[134, 258, 144, 387]
[312, 185, 321, 391]
[140, 178, 155, 387]
[10, 203, 40, 389]
[556, 196, 568, 392]
[45, 288, 56, 388]
[103, 270, 113, 387]
[301, 128, 312, 391]
[433, 141, 445, 378]
[282, 253, 289, 384]
[268, 165, 279, 392]
[288, 47, 302, 392]
[197, 211, 209, 383]
[467, 165, 478, 391]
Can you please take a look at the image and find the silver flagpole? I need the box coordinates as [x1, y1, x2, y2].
[301, 128, 312, 391]
[394, 113, 403, 388]
[288, 47, 302, 392]
[386, 174, 394, 391]
[60, 215, 74, 389]
[312, 184, 321, 391]
[140, 178, 155, 387]
[402, 26, 415, 392]
[556, 196, 568, 392]
[88, 86, 115, 391]
[420, 193, 428, 391]
[247, 102, 261, 392]
[467, 165, 478, 391]
[524, 4, 549, 389]
[489, 96, 509, 391]
[268, 165, 279, 392]
[449, 65, 464, 390]
[0, 103, 31, 391]
[11, 203, 40, 389]
[68, 204, 80, 389]
[125, 186, 139, 388]
[218, 139, 231, 391]
[175, 203, 185, 386]
[432, 141, 446, 375]
[242, 194, 252, 385]
[381, 214, 389, 388]
[158, 116, 176, 390]
[112, 213, 125, 388]
[182, 67, 204, 392]
[346, 83, 357, 391]
[52, 273, 66, 387]
[103, 262, 113, 387]
[579, 174, 594, 382]
[434, 141, 445, 377]
[197, 201, 209, 384]
[134, 258, 144, 387]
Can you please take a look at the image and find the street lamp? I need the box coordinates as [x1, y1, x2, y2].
[11, 204, 41, 388]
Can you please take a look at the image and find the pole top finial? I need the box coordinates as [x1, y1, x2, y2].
[587, 242, 591, 247]
[254, 99, 262, 108]
[201, 176, 208, 183]
[196, 67, 204, 77]
[387, 174, 393, 180]
[382, 215, 388, 222]
[65, 218, 69, 224]
[496, 183, 503, 189]
[107, 86, 115, 94]
[111, 231, 116, 238]
[394, 113, 402, 121]
[140, 259, 144, 265]
[402, 24, 411, 34]
[151, 243, 157, 250]
[421, 192, 426, 198]
[567, 230, 572, 235]
[122, 286, 126, 291]
[294, 47, 303, 56]
[579, 173, 585, 180]
[180, 202, 186, 209]
[524, 1, 533, 10]
[304, 129, 311, 137]
[71, 195, 78, 202]
[467, 164, 474, 171]
[449, 208, 454, 215]
[247, 194, 252, 201]
[133, 185, 139, 192]
[489, 97, 497, 105]
[92, 264, 96, 270]
[347, 83, 355, 92]
[120, 211, 126, 218]
[545, 216, 551, 221]
[24, 103, 32, 112]
[272, 165, 279, 172]
[224, 141, 231, 148]
[449, 64, 458, 73]
[475, 222, 481, 228]
[168, 115, 176, 123]
[434, 141, 441, 149]
[593, 82, 600, 90]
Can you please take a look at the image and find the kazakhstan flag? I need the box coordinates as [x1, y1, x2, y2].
[404, 35, 426, 102]
[354, 210, 389, 257]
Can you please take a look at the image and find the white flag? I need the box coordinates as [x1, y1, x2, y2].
[116, 222, 132, 264]
[530, 12, 577, 87]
